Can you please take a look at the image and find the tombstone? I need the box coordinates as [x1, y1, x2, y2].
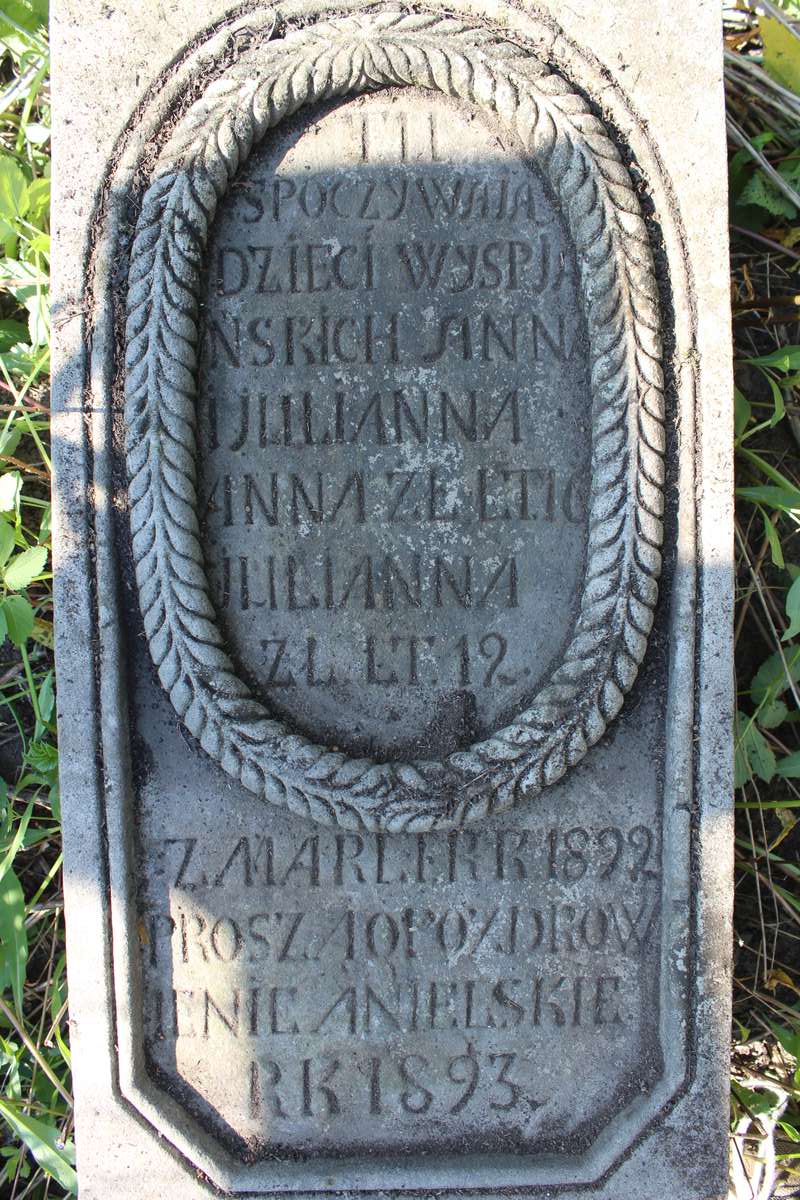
[51, 2, 734, 1197]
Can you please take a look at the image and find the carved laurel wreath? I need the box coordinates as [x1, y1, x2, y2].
[124, 10, 665, 832]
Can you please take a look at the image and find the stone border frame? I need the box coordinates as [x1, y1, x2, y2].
[124, 9, 666, 833]
[51, 0, 731, 1193]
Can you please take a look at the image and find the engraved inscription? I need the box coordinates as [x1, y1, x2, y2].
[142, 819, 662, 1154]
[125, 13, 665, 831]
[123, 10, 671, 1170]
[198, 92, 591, 757]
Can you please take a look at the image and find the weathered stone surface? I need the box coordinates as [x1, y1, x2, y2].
[199, 88, 591, 761]
[52, 2, 734, 1198]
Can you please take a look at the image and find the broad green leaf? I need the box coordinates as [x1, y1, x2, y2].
[0, 258, 46, 318]
[0, 470, 21, 515]
[3, 251, 52, 346]
[0, 1100, 77, 1195]
[50, 953, 66, 1027]
[759, 698, 789, 729]
[746, 728, 777, 783]
[731, 133, 777, 184]
[37, 669, 54, 723]
[25, 288, 47, 347]
[735, 710, 777, 786]
[49, 781, 60, 823]
[747, 345, 800, 372]
[37, 503, 50, 542]
[734, 387, 752, 439]
[2, 544, 46, 590]
[767, 374, 787, 427]
[738, 169, 797, 218]
[786, 575, 800, 640]
[776, 750, 800, 778]
[0, 0, 49, 39]
[0, 594, 33, 646]
[0, 319, 27, 352]
[731, 142, 767, 201]
[731, 134, 784, 227]
[763, 509, 785, 568]
[0, 1045, 21, 1102]
[752, 647, 800, 703]
[0, 423, 21, 458]
[737, 484, 800, 513]
[731, 1079, 786, 1119]
[781, 153, 800, 188]
[740, 445, 800, 491]
[1, 344, 40, 379]
[0, 520, 13, 568]
[0, 799, 31, 888]
[0, 867, 27, 1012]
[27, 231, 49, 254]
[761, 14, 800, 94]
[0, 157, 28, 240]
[25, 177, 48, 226]
[25, 740, 57, 778]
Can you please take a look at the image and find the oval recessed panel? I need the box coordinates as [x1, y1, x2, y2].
[197, 89, 591, 762]
[125, 14, 664, 831]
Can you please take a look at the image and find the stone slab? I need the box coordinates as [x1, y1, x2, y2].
[51, 2, 734, 1197]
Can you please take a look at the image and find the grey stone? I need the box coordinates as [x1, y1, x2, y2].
[51, 2, 734, 1197]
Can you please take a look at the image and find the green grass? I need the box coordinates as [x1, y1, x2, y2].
[718, 6, 800, 1196]
[0, 2, 795, 1197]
[0, 2, 72, 1197]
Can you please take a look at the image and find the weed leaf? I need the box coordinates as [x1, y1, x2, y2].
[0, 155, 27, 241]
[25, 175, 48, 224]
[25, 740, 57, 779]
[0, 470, 21, 515]
[735, 387, 752, 439]
[763, 509, 786, 568]
[0, 1099, 77, 1194]
[0, 867, 27, 1012]
[751, 647, 800, 703]
[37, 668, 53, 723]
[785, 576, 800, 641]
[0, 319, 26, 353]
[2, 544, 46, 590]
[747, 345, 800, 371]
[739, 168, 797, 217]
[0, 1, 48, 40]
[735, 710, 777, 786]
[761, 15, 800, 92]
[737, 484, 800, 512]
[759, 698, 789, 729]
[776, 750, 800, 778]
[0, 594, 33, 646]
[0, 519, 13, 568]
